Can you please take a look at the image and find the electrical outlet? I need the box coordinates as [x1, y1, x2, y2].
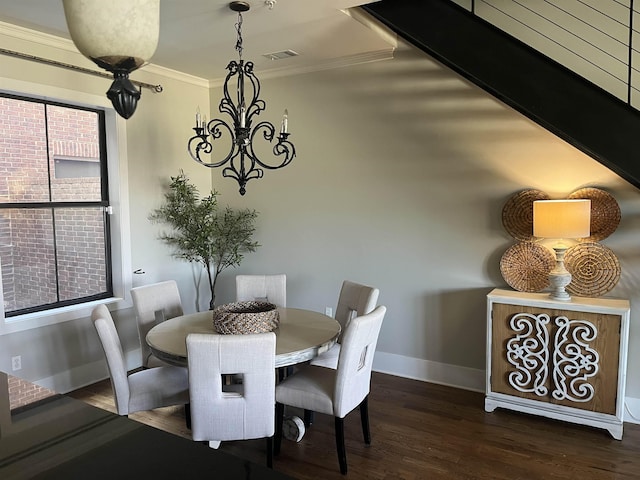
[11, 355, 21, 371]
[325, 307, 333, 318]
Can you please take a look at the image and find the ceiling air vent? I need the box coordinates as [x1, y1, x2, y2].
[262, 50, 299, 61]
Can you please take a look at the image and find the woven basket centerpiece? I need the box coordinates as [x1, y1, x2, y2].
[212, 301, 280, 334]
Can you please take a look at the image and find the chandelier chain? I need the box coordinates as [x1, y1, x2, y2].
[235, 13, 243, 61]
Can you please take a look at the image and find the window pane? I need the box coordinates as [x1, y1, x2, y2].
[0, 94, 110, 317]
[1, 209, 57, 312]
[0, 98, 50, 203]
[47, 105, 102, 202]
[55, 207, 107, 301]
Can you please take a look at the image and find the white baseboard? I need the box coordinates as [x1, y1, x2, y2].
[373, 351, 640, 426]
[373, 351, 485, 392]
[623, 397, 640, 424]
[34, 348, 142, 394]
[31, 346, 640, 428]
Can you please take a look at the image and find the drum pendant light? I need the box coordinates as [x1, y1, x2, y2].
[62, 0, 160, 119]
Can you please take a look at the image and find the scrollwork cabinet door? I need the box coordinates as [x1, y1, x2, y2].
[491, 303, 621, 414]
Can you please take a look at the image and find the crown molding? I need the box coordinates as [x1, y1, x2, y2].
[0, 20, 76, 51]
[208, 48, 395, 88]
[138, 63, 209, 89]
[343, 7, 398, 49]
[0, 20, 394, 91]
[0, 20, 210, 89]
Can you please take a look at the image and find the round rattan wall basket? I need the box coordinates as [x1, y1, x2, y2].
[213, 301, 280, 334]
[502, 189, 551, 241]
[500, 242, 556, 292]
[565, 242, 620, 297]
[568, 187, 621, 242]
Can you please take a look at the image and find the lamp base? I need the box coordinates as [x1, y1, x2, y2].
[548, 271, 572, 301]
[548, 245, 572, 302]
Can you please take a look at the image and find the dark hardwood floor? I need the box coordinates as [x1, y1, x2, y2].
[70, 372, 640, 479]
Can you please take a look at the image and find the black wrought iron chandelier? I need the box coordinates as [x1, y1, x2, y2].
[187, 1, 296, 195]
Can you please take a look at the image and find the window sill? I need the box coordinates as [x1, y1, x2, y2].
[0, 297, 126, 335]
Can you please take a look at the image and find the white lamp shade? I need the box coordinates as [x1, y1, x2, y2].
[533, 199, 591, 239]
[63, 0, 160, 71]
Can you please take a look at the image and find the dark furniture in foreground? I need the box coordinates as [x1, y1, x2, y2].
[0, 371, 293, 480]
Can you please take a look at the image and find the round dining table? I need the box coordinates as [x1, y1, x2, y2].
[146, 307, 341, 368]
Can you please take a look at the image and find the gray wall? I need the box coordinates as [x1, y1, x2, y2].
[2, 26, 640, 416]
[211, 40, 640, 398]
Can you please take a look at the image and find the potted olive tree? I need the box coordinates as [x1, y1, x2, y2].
[149, 171, 259, 309]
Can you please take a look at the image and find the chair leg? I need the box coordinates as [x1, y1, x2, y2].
[275, 402, 285, 455]
[266, 436, 274, 469]
[335, 417, 348, 475]
[359, 395, 371, 444]
[277, 366, 295, 382]
[185, 403, 191, 430]
[304, 409, 314, 426]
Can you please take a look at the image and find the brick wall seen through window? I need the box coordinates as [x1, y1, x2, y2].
[0, 95, 111, 316]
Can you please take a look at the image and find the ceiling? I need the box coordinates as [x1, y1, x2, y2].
[0, 0, 395, 83]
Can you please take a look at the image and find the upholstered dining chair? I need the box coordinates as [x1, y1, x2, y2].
[310, 280, 380, 370]
[236, 274, 286, 307]
[275, 305, 386, 475]
[187, 332, 277, 468]
[131, 280, 184, 368]
[91, 304, 190, 417]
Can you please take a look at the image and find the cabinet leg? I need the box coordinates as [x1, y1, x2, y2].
[484, 398, 498, 413]
[607, 425, 623, 441]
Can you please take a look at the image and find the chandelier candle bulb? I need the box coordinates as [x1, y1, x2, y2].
[240, 103, 246, 128]
[281, 109, 288, 134]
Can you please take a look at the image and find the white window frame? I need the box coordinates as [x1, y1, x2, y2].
[0, 78, 133, 335]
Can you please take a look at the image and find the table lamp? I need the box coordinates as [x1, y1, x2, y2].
[533, 199, 591, 301]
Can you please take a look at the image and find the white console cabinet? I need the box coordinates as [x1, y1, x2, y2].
[485, 289, 630, 439]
